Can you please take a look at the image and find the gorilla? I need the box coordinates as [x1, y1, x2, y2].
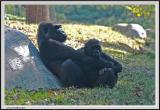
[59, 39, 122, 88]
[83, 39, 122, 74]
[78, 39, 122, 88]
[37, 22, 122, 88]
[37, 21, 89, 87]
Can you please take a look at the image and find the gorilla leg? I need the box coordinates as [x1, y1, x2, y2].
[97, 68, 118, 88]
[59, 59, 90, 88]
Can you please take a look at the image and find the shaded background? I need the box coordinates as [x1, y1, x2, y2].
[5, 5, 155, 29]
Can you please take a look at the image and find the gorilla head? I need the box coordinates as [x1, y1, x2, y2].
[84, 39, 102, 58]
[37, 21, 67, 47]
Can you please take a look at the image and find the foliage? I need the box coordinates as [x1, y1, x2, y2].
[5, 5, 155, 29]
[4, 20, 155, 105]
[5, 14, 26, 21]
[54, 5, 155, 29]
[5, 5, 26, 17]
[5, 5, 14, 14]
[125, 5, 155, 17]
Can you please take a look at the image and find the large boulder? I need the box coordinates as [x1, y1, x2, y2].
[112, 23, 147, 39]
[5, 26, 62, 90]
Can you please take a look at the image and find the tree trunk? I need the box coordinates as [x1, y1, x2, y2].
[49, 6, 57, 22]
[26, 5, 50, 24]
[14, 5, 21, 16]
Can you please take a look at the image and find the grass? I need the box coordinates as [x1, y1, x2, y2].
[4, 19, 155, 105]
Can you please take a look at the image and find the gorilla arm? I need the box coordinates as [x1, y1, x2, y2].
[101, 53, 122, 73]
[40, 38, 83, 61]
[77, 47, 113, 69]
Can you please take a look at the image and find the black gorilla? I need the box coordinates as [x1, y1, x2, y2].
[37, 22, 122, 88]
[83, 39, 122, 74]
[37, 21, 89, 87]
[78, 39, 122, 88]
[60, 39, 122, 88]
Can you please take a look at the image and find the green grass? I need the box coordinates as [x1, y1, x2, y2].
[4, 19, 155, 105]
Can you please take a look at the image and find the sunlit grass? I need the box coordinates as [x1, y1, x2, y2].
[5, 20, 148, 52]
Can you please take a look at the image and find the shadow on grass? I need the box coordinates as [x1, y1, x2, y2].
[102, 41, 142, 54]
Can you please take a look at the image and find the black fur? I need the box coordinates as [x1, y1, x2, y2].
[37, 21, 88, 88]
[78, 39, 122, 88]
[37, 22, 122, 88]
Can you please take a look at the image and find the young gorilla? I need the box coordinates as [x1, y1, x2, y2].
[61, 39, 122, 88]
[78, 39, 122, 88]
[37, 21, 89, 87]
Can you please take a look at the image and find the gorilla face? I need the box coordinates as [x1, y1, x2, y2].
[91, 45, 101, 58]
[46, 24, 67, 42]
[38, 22, 67, 43]
[84, 39, 102, 58]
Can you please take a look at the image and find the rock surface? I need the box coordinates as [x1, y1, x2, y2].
[5, 26, 62, 90]
[112, 23, 147, 39]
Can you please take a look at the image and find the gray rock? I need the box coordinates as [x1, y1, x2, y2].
[5, 26, 62, 90]
[112, 23, 147, 39]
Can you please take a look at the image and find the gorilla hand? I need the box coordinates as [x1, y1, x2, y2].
[98, 68, 112, 75]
